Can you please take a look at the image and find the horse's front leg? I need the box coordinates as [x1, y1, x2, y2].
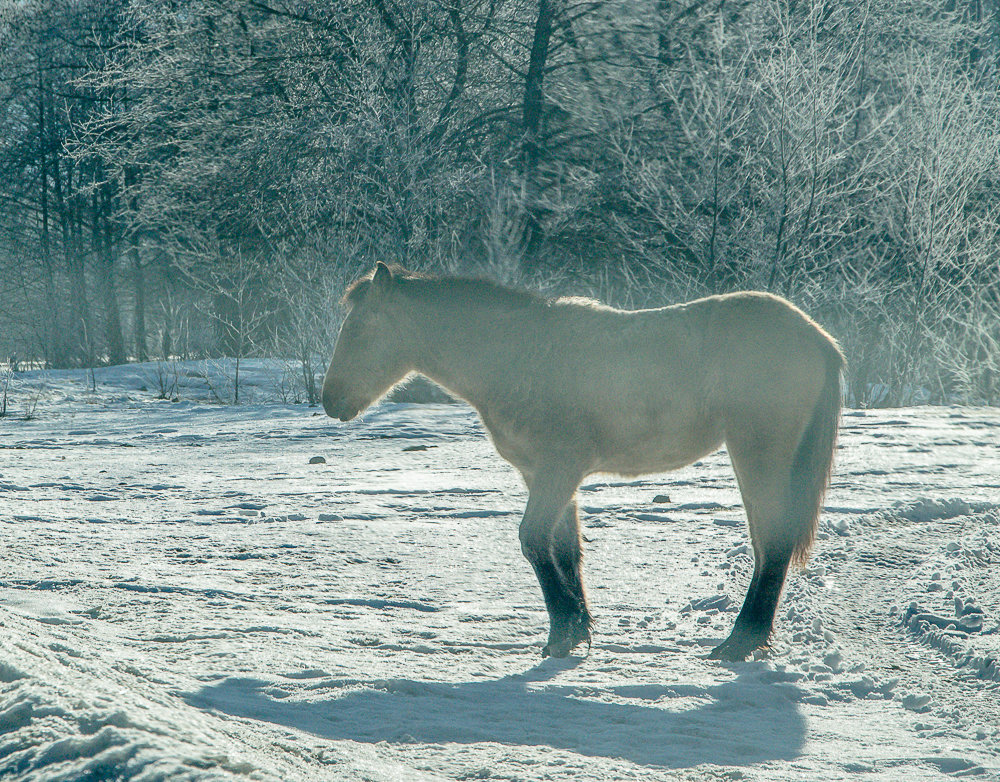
[519, 473, 592, 657]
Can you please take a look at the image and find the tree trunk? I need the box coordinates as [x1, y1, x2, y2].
[92, 186, 126, 365]
[37, 58, 63, 367]
[73, 166, 93, 361]
[55, 157, 91, 364]
[520, 0, 556, 267]
[130, 244, 147, 362]
[125, 168, 147, 362]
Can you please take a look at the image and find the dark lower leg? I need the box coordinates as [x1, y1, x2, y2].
[518, 472, 588, 657]
[520, 523, 591, 656]
[544, 504, 592, 656]
[526, 557, 590, 657]
[709, 549, 791, 661]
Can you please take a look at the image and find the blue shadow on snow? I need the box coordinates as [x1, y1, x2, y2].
[184, 657, 805, 769]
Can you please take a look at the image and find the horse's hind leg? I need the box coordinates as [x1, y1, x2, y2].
[710, 434, 799, 661]
[709, 536, 793, 661]
[519, 471, 592, 658]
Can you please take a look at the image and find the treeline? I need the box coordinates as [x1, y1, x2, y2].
[1, 0, 999, 405]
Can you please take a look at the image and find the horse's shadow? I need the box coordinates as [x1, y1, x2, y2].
[185, 657, 806, 769]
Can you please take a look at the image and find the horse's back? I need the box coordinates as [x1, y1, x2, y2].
[478, 290, 840, 478]
[565, 290, 839, 413]
[583, 291, 839, 474]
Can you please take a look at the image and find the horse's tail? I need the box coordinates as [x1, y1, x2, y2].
[789, 340, 844, 566]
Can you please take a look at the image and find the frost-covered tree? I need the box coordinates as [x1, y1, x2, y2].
[0, 0, 998, 402]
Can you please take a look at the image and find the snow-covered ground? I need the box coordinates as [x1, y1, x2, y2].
[1, 361, 998, 781]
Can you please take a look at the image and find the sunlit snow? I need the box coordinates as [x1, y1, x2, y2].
[1, 361, 998, 781]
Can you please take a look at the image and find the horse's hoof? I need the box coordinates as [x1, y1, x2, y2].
[542, 637, 572, 657]
[707, 640, 749, 662]
[708, 630, 769, 662]
[542, 626, 591, 658]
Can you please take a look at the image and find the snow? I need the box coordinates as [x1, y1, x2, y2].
[1, 361, 999, 781]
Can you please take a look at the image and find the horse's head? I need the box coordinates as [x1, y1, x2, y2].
[322, 262, 412, 421]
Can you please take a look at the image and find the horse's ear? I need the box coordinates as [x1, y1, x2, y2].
[372, 262, 393, 292]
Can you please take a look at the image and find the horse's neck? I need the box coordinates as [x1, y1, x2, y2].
[402, 294, 518, 407]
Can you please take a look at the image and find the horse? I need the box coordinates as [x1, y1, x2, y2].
[322, 262, 844, 661]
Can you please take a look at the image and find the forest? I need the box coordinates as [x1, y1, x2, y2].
[1, 0, 999, 406]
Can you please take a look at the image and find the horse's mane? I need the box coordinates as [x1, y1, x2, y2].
[401, 274, 547, 311]
[343, 265, 552, 311]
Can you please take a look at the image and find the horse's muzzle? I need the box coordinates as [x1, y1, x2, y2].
[322, 388, 358, 421]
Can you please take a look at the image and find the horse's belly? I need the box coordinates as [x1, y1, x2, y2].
[594, 412, 723, 476]
[479, 396, 722, 479]
[596, 444, 719, 476]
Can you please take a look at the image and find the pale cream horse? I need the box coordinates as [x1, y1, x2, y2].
[322, 263, 843, 660]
